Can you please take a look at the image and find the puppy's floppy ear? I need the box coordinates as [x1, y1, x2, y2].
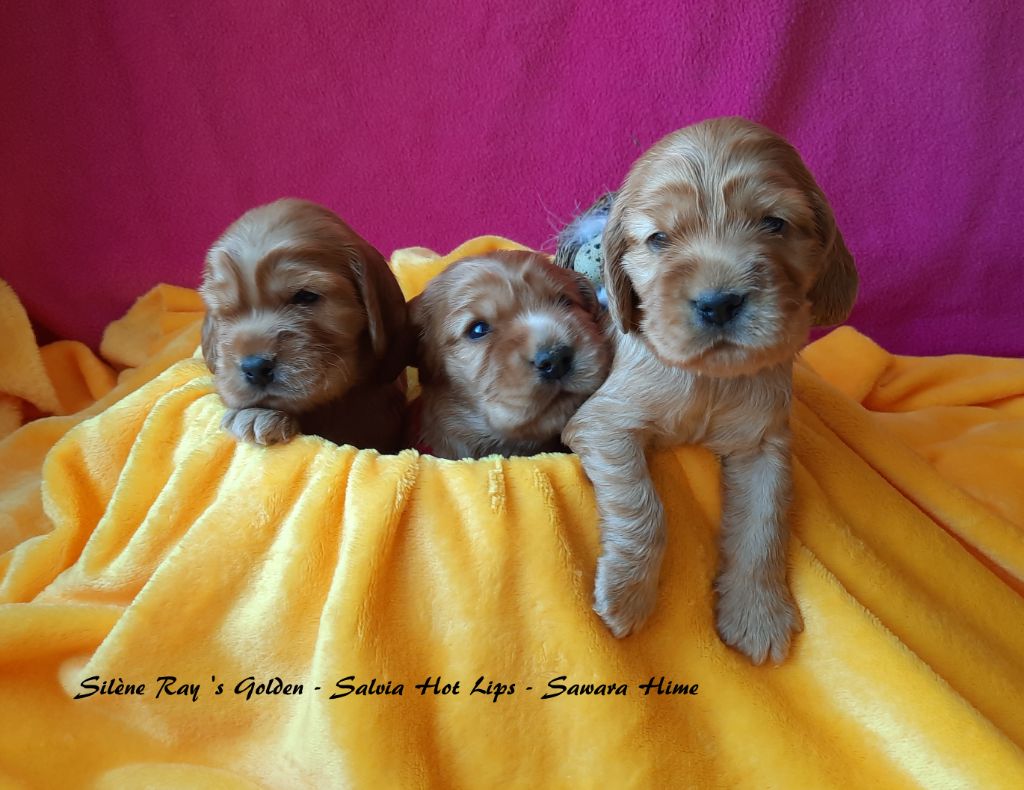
[407, 293, 434, 385]
[569, 269, 604, 324]
[199, 259, 219, 374]
[200, 311, 219, 374]
[602, 200, 641, 334]
[806, 186, 859, 326]
[351, 241, 412, 383]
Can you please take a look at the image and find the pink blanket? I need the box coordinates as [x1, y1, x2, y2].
[1, 1, 1020, 354]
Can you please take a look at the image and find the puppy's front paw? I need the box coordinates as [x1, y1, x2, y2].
[593, 549, 662, 638]
[221, 408, 299, 446]
[714, 572, 803, 665]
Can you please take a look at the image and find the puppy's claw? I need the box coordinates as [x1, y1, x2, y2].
[714, 573, 802, 665]
[593, 551, 661, 638]
[221, 408, 299, 446]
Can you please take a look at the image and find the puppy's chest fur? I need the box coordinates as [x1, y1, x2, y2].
[421, 386, 569, 460]
[299, 380, 407, 453]
[614, 334, 792, 454]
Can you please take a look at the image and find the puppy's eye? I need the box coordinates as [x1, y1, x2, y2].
[761, 216, 787, 234]
[465, 321, 491, 340]
[291, 290, 320, 305]
[646, 232, 670, 251]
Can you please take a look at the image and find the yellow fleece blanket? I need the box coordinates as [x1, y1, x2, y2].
[1, 238, 1023, 788]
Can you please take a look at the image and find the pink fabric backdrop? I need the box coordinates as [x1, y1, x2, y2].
[1, 1, 1021, 355]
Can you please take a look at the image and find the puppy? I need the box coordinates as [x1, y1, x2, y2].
[563, 118, 858, 663]
[411, 250, 610, 460]
[200, 198, 410, 452]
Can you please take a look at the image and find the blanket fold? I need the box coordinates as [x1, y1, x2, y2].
[0, 239, 1022, 788]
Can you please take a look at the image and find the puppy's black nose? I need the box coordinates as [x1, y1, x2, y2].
[240, 355, 275, 387]
[534, 345, 574, 380]
[694, 291, 746, 327]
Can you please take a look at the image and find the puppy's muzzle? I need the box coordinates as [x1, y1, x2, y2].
[693, 290, 747, 327]
[240, 354, 276, 388]
[533, 345, 574, 381]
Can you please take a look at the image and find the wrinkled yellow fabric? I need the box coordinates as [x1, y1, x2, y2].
[1, 238, 1023, 788]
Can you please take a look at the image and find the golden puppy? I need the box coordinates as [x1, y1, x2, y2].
[411, 250, 610, 459]
[563, 118, 858, 663]
[200, 198, 409, 452]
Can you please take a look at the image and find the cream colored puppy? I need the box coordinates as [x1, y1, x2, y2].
[563, 117, 858, 663]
